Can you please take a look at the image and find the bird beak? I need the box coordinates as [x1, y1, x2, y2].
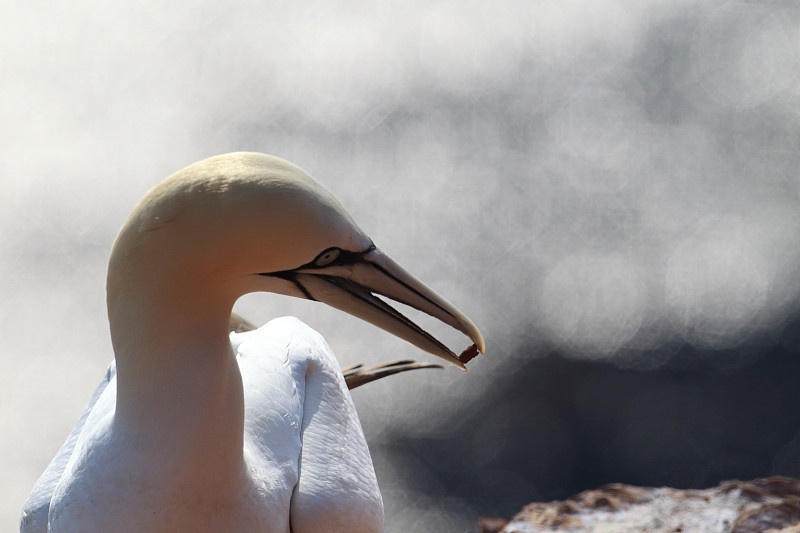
[267, 247, 485, 369]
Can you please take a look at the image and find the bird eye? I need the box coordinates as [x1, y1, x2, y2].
[314, 248, 341, 267]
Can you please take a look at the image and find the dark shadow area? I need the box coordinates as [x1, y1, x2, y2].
[380, 312, 800, 520]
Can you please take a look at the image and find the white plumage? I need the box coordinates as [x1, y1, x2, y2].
[21, 153, 483, 533]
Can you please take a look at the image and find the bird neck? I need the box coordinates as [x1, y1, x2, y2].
[107, 271, 247, 482]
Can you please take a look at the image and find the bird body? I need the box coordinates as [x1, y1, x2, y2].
[31, 317, 381, 533]
[21, 153, 483, 532]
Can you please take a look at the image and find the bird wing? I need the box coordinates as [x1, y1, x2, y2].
[20, 362, 117, 533]
[233, 317, 384, 533]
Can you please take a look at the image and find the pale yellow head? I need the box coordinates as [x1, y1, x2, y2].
[108, 152, 483, 367]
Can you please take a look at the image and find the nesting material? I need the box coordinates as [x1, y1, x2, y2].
[459, 343, 481, 364]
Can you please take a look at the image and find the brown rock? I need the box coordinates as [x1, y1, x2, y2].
[483, 476, 800, 533]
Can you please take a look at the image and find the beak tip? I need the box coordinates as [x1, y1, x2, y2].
[450, 354, 467, 371]
[459, 319, 485, 354]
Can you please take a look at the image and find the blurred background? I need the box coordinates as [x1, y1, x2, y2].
[3, 0, 800, 531]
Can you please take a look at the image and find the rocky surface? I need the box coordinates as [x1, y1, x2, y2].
[479, 477, 800, 533]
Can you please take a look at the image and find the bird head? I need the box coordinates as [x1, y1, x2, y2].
[108, 152, 484, 368]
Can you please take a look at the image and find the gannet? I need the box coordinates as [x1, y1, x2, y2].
[20, 153, 484, 533]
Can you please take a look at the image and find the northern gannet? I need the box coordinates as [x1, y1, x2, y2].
[20, 153, 484, 533]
